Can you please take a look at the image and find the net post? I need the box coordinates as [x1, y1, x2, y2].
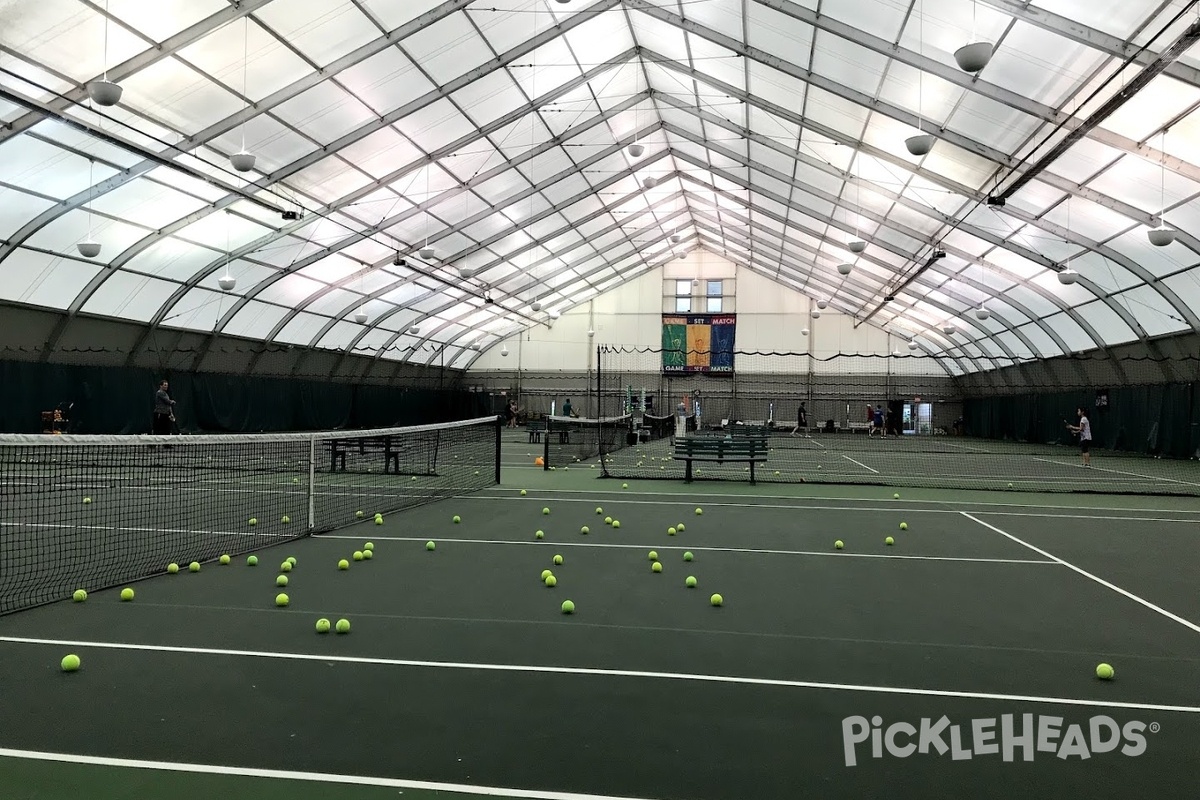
[596, 344, 604, 473]
[494, 414, 502, 485]
[307, 436, 316, 530]
[543, 415, 550, 470]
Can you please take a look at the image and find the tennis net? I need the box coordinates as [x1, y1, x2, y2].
[542, 414, 633, 468]
[0, 416, 501, 615]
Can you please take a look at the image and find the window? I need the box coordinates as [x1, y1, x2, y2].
[706, 280, 722, 312]
[675, 279, 692, 313]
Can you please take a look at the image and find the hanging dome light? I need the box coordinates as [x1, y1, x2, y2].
[801, 328, 809, 336]
[1147, 227, 1176, 247]
[76, 240, 102, 258]
[627, 143, 644, 158]
[354, 309, 368, 324]
[810, 309, 821, 319]
[1057, 267, 1079, 285]
[500, 345, 510, 357]
[837, 263, 853, 276]
[816, 299, 829, 309]
[548, 309, 561, 319]
[975, 304, 990, 320]
[892, 348, 902, 357]
[942, 324, 956, 336]
[954, 42, 993, 73]
[409, 325, 420, 334]
[531, 301, 542, 312]
[218, 274, 237, 291]
[458, 266, 475, 279]
[642, 176, 657, 190]
[230, 151, 256, 172]
[87, 80, 122, 107]
[470, 342, 481, 351]
[587, 329, 595, 338]
[670, 233, 682, 244]
[905, 134, 935, 156]
[908, 339, 919, 351]
[419, 246, 436, 259]
[848, 239, 867, 253]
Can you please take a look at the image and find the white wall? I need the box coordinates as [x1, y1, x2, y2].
[469, 251, 942, 375]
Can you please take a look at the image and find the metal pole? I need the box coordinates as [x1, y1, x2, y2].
[494, 414, 502, 485]
[307, 436, 316, 530]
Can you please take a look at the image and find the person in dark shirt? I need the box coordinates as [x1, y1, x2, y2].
[869, 404, 885, 438]
[153, 380, 176, 435]
[562, 398, 576, 418]
[790, 402, 808, 437]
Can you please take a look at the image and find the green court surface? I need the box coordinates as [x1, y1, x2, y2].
[3, 434, 1200, 799]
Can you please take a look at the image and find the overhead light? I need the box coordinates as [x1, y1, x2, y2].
[627, 142, 644, 158]
[531, 301, 542, 312]
[908, 340, 919, 351]
[587, 329, 595, 338]
[816, 299, 829, 309]
[810, 309, 821, 319]
[354, 309, 368, 324]
[905, 134, 935, 156]
[954, 42, 993, 73]
[670, 233, 682, 244]
[1147, 227, 1176, 247]
[218, 274, 237, 291]
[229, 151, 256, 172]
[548, 309, 561, 319]
[409, 326, 420, 334]
[975, 304, 990, 320]
[87, 80, 122, 107]
[848, 240, 866, 253]
[500, 345, 510, 357]
[1057, 268, 1079, 285]
[642, 176, 657, 190]
[692, 278, 700, 286]
[801, 328, 809, 336]
[942, 324, 956, 336]
[419, 246, 436, 259]
[892, 348, 902, 357]
[459, 266, 475, 279]
[470, 343, 481, 351]
[76, 240, 101, 258]
[837, 263, 852, 276]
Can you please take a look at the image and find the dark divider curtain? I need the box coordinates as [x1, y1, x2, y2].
[0, 359, 486, 435]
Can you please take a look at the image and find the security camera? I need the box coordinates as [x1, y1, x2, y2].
[393, 255, 406, 267]
[933, 249, 946, 259]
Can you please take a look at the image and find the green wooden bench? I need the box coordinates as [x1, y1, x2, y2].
[526, 420, 546, 443]
[673, 436, 769, 484]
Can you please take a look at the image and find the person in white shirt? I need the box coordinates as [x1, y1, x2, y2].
[1066, 406, 1092, 467]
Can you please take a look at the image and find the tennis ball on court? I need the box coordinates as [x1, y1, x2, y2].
[710, 593, 723, 607]
[676, 523, 685, 532]
[72, 589, 87, 602]
[426, 541, 436, 551]
[899, 522, 908, 530]
[561, 600, 575, 614]
[353, 551, 364, 561]
[375, 517, 383, 525]
[553, 554, 563, 565]
[275, 593, 289, 607]
[315, 618, 331, 634]
[580, 526, 589, 535]
[604, 516, 613, 525]
[167, 563, 179, 574]
[453, 515, 461, 524]
[364, 542, 374, 551]
[247, 555, 258, 566]
[893, 493, 900, 500]
[542, 507, 550, 515]
[545, 575, 557, 587]
[338, 559, 349, 570]
[520, 489, 527, 496]
[683, 551, 693, 561]
[287, 557, 297, 566]
[835, 540, 844, 550]
[1096, 663, 1114, 680]
[335, 619, 351, 634]
[622, 483, 628, 489]
[541, 569, 553, 581]
[276, 575, 288, 587]
[648, 550, 659, 561]
[282, 515, 291, 524]
[120, 588, 134, 601]
[596, 507, 603, 514]
[83, 497, 91, 505]
[280, 561, 292, 572]
[61, 654, 81, 672]
[249, 518, 257, 526]
[535, 530, 544, 539]
[685, 576, 697, 588]
[363, 549, 373, 560]
[356, 511, 365, 519]
[652, 561, 663, 573]
[189, 562, 200, 573]
[612, 520, 620, 529]
[695, 508, 703, 515]
[1008, 483, 1013, 489]
[668, 527, 676, 536]
[219, 554, 231, 565]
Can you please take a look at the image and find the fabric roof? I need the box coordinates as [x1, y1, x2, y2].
[0, 0, 1198, 373]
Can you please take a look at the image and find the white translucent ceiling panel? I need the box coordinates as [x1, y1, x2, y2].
[255, 273, 326, 306]
[160, 287, 228, 331]
[274, 82, 377, 146]
[257, 0, 380, 68]
[1074, 300, 1138, 345]
[81, 273, 179, 321]
[1111, 285, 1190, 338]
[0, 189, 55, 239]
[305, 287, 360, 316]
[89, 180, 208, 232]
[338, 47, 434, 116]
[453, 71, 527, 129]
[275, 311, 333, 345]
[984, 21, 1105, 110]
[118, 57, 245, 132]
[402, 13, 491, 85]
[178, 17, 312, 103]
[0, 136, 117, 201]
[222, 300, 291, 339]
[0, 3, 145, 83]
[0, 248, 101, 307]
[338, 127, 422, 182]
[1101, 75, 1200, 143]
[316, 320, 363, 349]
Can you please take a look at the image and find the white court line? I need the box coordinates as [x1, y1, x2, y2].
[840, 454, 879, 474]
[2, 635, 1198, 714]
[320, 534, 1057, 565]
[484, 486, 1200, 516]
[961, 512, 1200, 638]
[1030, 457, 1200, 489]
[0, 748, 653, 800]
[937, 441, 990, 453]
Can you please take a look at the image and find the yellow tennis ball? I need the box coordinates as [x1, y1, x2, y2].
[167, 563, 179, 574]
[72, 589, 87, 602]
[275, 593, 289, 607]
[335, 619, 350, 633]
[120, 588, 134, 601]
[61, 654, 81, 672]
[338, 559, 349, 570]
[651, 561, 663, 573]
[835, 540, 844, 550]
[553, 554, 563, 565]
[219, 554, 230, 565]
[276, 575, 288, 587]
[315, 618, 331, 633]
[353, 551, 364, 561]
[544, 575, 557, 587]
[189, 562, 200, 572]
[899, 522, 908, 530]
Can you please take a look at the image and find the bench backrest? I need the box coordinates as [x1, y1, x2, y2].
[675, 436, 768, 456]
[526, 420, 546, 430]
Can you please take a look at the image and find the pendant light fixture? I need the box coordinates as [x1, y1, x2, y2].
[87, 1, 123, 106]
[1148, 130, 1176, 246]
[954, 0, 994, 73]
[628, 61, 644, 158]
[942, 323, 956, 336]
[230, 18, 256, 172]
[1058, 196, 1080, 283]
[419, 166, 435, 259]
[905, 0, 936, 157]
[848, 158, 866, 253]
[77, 158, 102, 258]
[218, 210, 236, 290]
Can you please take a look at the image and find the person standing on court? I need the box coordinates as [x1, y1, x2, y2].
[153, 380, 176, 435]
[869, 404, 886, 438]
[1066, 406, 1092, 467]
[561, 398, 575, 418]
[790, 402, 808, 437]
